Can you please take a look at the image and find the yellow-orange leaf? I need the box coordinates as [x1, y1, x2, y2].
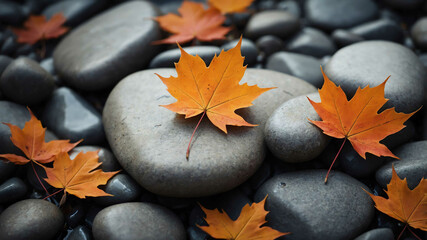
[44, 151, 119, 199]
[363, 166, 427, 231]
[209, 0, 254, 14]
[156, 37, 274, 133]
[12, 13, 69, 45]
[0, 108, 81, 165]
[198, 196, 289, 240]
[153, 1, 231, 44]
[308, 68, 419, 159]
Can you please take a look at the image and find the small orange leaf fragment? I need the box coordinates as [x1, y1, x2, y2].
[12, 13, 69, 45]
[0, 108, 82, 165]
[208, 0, 254, 14]
[308, 68, 419, 159]
[198, 196, 289, 240]
[153, 1, 231, 44]
[44, 151, 119, 199]
[363, 166, 427, 232]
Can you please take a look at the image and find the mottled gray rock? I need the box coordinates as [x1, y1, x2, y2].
[92, 202, 186, 240]
[103, 69, 316, 197]
[0, 57, 54, 105]
[354, 228, 394, 240]
[349, 19, 403, 43]
[0, 177, 27, 204]
[69, 145, 121, 172]
[221, 38, 258, 66]
[53, 1, 161, 91]
[95, 174, 141, 206]
[324, 41, 426, 113]
[411, 17, 427, 51]
[305, 0, 378, 31]
[286, 28, 336, 58]
[255, 170, 374, 240]
[265, 93, 329, 162]
[331, 29, 364, 48]
[149, 46, 221, 69]
[0, 199, 64, 240]
[266, 52, 323, 87]
[0, 101, 30, 155]
[244, 10, 300, 40]
[42, 87, 105, 144]
[376, 141, 427, 189]
[43, 0, 106, 27]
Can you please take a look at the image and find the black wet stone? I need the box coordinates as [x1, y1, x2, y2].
[0, 199, 64, 240]
[305, 0, 378, 31]
[0, 1, 25, 25]
[65, 225, 92, 240]
[244, 10, 300, 40]
[0, 57, 54, 106]
[354, 228, 394, 240]
[94, 174, 141, 206]
[42, 87, 105, 145]
[0, 101, 30, 155]
[349, 19, 404, 43]
[149, 46, 221, 68]
[0, 177, 27, 204]
[69, 146, 121, 172]
[0, 161, 15, 183]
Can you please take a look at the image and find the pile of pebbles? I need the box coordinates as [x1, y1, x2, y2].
[0, 0, 426, 239]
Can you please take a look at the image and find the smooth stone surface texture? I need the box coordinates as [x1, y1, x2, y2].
[331, 29, 364, 48]
[265, 93, 329, 162]
[69, 145, 121, 172]
[221, 38, 258, 66]
[255, 170, 374, 240]
[43, 0, 106, 27]
[349, 19, 403, 43]
[411, 17, 427, 51]
[266, 52, 323, 87]
[324, 41, 426, 113]
[42, 87, 105, 145]
[0, 199, 64, 240]
[305, 0, 378, 31]
[66, 225, 92, 240]
[376, 141, 427, 189]
[95, 174, 141, 206]
[149, 46, 221, 68]
[0, 177, 27, 204]
[285, 28, 336, 58]
[103, 68, 316, 197]
[0, 101, 30, 155]
[244, 10, 300, 40]
[53, 1, 161, 91]
[92, 202, 186, 240]
[0, 57, 54, 105]
[354, 228, 394, 240]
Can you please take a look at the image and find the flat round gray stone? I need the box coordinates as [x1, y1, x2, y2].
[92, 202, 186, 240]
[53, 1, 161, 91]
[0, 199, 64, 240]
[255, 170, 374, 240]
[376, 140, 427, 189]
[244, 10, 300, 40]
[324, 41, 426, 113]
[103, 68, 316, 197]
[265, 93, 329, 163]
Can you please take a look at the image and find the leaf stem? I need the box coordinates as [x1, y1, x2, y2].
[43, 188, 63, 200]
[407, 225, 422, 240]
[186, 111, 206, 160]
[397, 224, 408, 240]
[324, 138, 346, 184]
[31, 161, 50, 195]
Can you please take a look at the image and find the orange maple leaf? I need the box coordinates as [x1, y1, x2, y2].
[44, 151, 119, 203]
[0, 108, 82, 165]
[208, 0, 254, 14]
[153, 1, 231, 44]
[308, 68, 419, 182]
[12, 13, 69, 45]
[363, 166, 426, 238]
[156, 37, 274, 158]
[198, 196, 289, 240]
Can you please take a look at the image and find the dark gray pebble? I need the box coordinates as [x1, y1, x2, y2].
[244, 10, 300, 40]
[286, 28, 336, 58]
[354, 228, 394, 240]
[221, 38, 258, 66]
[95, 174, 141, 206]
[149, 46, 221, 69]
[0, 177, 27, 204]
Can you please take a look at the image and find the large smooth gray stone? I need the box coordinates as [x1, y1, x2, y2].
[265, 93, 329, 163]
[92, 202, 186, 240]
[103, 68, 316, 197]
[255, 170, 374, 240]
[324, 41, 426, 113]
[53, 1, 161, 91]
[0, 199, 64, 240]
